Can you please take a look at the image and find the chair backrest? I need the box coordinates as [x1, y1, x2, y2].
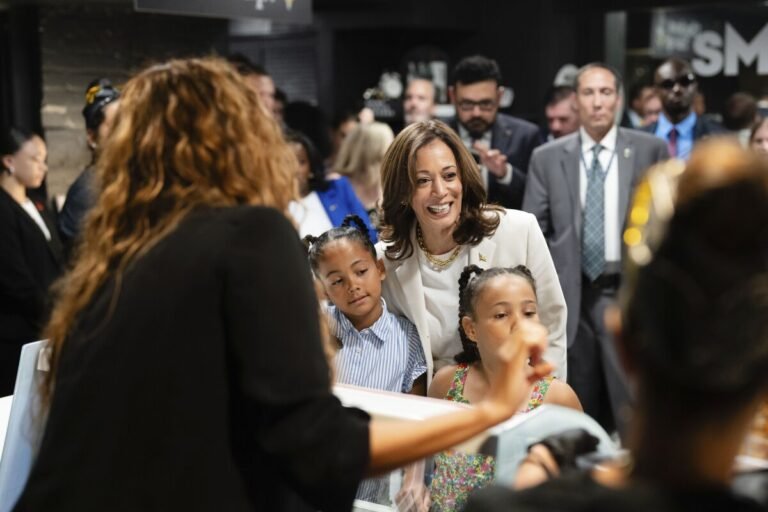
[480, 404, 618, 484]
[0, 341, 48, 512]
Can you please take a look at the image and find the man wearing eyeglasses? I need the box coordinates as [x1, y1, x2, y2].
[645, 58, 725, 160]
[448, 55, 542, 210]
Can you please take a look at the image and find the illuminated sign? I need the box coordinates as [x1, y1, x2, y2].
[651, 11, 768, 77]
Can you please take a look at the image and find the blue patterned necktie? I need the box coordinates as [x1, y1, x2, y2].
[582, 144, 606, 281]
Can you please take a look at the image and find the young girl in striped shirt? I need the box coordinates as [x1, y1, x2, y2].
[305, 215, 427, 396]
[305, 215, 428, 505]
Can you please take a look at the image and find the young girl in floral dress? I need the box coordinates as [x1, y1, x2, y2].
[428, 265, 582, 511]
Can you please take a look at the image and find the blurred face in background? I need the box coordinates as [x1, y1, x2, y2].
[576, 67, 620, 140]
[3, 135, 48, 189]
[245, 73, 276, 117]
[642, 94, 662, 126]
[404, 79, 436, 125]
[751, 119, 768, 155]
[331, 117, 358, 162]
[545, 93, 579, 139]
[290, 141, 312, 197]
[655, 61, 697, 120]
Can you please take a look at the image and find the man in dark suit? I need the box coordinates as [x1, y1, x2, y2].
[644, 57, 726, 160]
[449, 55, 541, 210]
[523, 63, 669, 437]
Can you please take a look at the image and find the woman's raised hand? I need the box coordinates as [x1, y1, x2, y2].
[480, 318, 552, 421]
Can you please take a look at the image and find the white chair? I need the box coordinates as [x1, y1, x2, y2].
[0, 341, 49, 512]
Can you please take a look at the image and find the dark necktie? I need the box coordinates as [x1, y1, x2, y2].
[668, 127, 678, 158]
[582, 144, 606, 281]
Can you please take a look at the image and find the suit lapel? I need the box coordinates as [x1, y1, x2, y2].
[393, 248, 429, 338]
[616, 128, 635, 230]
[560, 136, 581, 240]
[491, 119, 513, 153]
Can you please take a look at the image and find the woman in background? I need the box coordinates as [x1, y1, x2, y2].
[0, 127, 62, 396]
[286, 130, 376, 241]
[333, 121, 394, 225]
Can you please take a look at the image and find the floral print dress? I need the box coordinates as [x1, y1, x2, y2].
[428, 363, 553, 511]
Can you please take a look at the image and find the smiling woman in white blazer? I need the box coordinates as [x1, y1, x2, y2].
[376, 120, 567, 382]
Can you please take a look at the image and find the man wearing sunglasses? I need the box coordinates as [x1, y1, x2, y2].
[645, 58, 725, 160]
[448, 55, 542, 210]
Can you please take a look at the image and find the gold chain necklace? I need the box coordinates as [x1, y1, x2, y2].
[416, 224, 462, 269]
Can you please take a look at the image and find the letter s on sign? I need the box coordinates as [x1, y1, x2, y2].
[692, 30, 723, 77]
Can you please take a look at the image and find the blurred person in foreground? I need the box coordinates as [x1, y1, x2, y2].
[12, 58, 550, 512]
[467, 139, 768, 512]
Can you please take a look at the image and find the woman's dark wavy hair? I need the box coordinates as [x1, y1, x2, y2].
[285, 129, 328, 193]
[379, 119, 502, 261]
[1, 126, 39, 173]
[623, 141, 768, 421]
[454, 264, 537, 365]
[303, 214, 376, 274]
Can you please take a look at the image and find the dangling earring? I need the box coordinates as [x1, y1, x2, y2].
[7, 167, 14, 174]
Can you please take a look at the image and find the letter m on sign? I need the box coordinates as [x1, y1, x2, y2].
[725, 22, 768, 76]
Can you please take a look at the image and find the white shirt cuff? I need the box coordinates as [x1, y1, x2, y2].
[496, 163, 513, 185]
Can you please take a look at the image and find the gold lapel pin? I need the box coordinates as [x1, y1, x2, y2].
[479, 254, 487, 262]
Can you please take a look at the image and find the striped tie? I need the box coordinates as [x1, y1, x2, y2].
[582, 144, 606, 281]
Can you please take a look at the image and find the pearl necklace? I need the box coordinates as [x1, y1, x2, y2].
[416, 224, 462, 270]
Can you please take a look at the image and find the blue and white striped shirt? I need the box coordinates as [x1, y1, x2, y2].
[329, 299, 427, 394]
[328, 299, 427, 506]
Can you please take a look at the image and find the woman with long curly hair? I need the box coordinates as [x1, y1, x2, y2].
[13, 58, 553, 512]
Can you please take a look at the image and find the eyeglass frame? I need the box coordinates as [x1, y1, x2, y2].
[456, 98, 498, 112]
[655, 73, 696, 90]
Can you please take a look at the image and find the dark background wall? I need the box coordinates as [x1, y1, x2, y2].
[0, 0, 765, 196]
[0, 2, 228, 195]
